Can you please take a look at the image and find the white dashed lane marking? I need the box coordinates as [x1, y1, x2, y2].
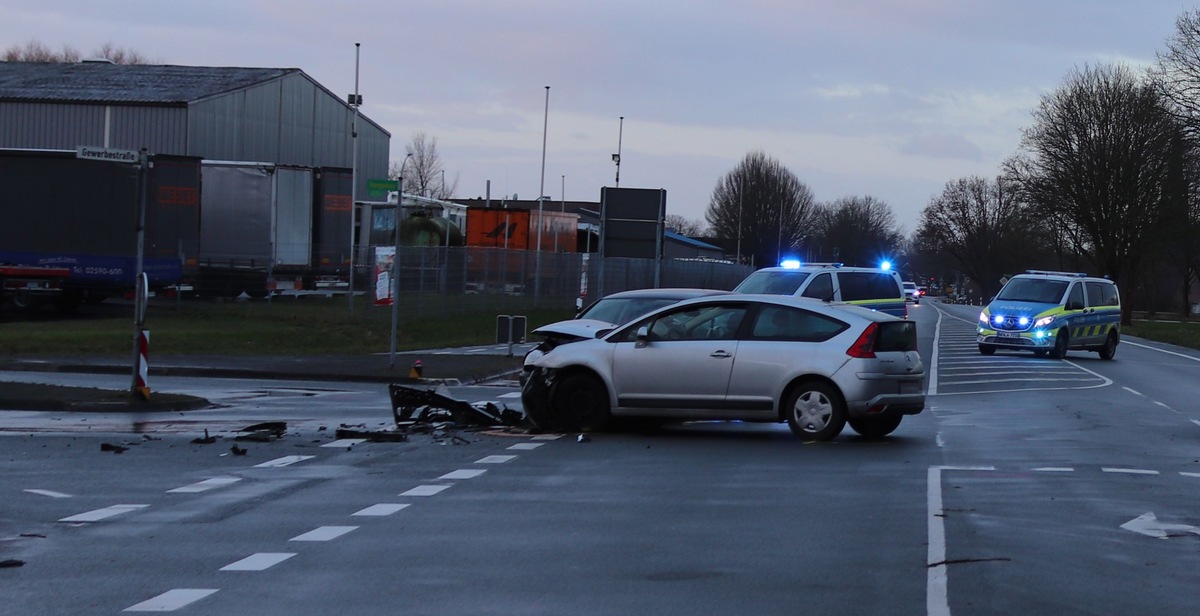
[123, 588, 218, 612]
[219, 552, 296, 571]
[167, 477, 241, 493]
[476, 455, 517, 464]
[400, 485, 450, 497]
[289, 526, 358, 542]
[508, 443, 544, 450]
[59, 504, 148, 523]
[440, 469, 487, 480]
[254, 455, 316, 468]
[24, 488, 71, 498]
[353, 503, 411, 516]
[1102, 468, 1159, 475]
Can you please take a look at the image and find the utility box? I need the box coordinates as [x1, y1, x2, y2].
[496, 315, 527, 344]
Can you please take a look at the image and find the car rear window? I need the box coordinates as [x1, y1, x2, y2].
[874, 321, 917, 352]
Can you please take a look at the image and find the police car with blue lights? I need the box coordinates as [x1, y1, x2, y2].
[977, 270, 1121, 359]
[733, 259, 908, 318]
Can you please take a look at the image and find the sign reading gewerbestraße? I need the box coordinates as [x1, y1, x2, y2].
[76, 146, 139, 163]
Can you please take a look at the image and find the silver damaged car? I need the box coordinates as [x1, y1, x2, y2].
[521, 294, 925, 440]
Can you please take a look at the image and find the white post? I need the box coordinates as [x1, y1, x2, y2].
[535, 85, 549, 300]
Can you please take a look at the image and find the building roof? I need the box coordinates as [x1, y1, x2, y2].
[665, 230, 721, 251]
[0, 62, 298, 105]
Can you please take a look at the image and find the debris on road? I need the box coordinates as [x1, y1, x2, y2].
[230, 444, 247, 456]
[388, 383, 524, 428]
[190, 429, 216, 445]
[100, 442, 128, 454]
[0, 559, 24, 568]
[235, 421, 287, 442]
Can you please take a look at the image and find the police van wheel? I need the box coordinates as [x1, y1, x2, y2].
[1033, 350, 1048, 357]
[978, 344, 996, 356]
[1049, 329, 1069, 359]
[1098, 332, 1118, 360]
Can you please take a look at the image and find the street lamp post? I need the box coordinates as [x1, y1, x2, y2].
[347, 43, 362, 312]
[535, 85, 549, 300]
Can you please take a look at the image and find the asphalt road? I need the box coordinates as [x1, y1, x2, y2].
[4, 300, 1200, 615]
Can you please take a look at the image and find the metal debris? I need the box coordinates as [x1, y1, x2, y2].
[190, 429, 216, 445]
[100, 442, 128, 454]
[388, 383, 524, 428]
[230, 444, 247, 456]
[235, 421, 287, 442]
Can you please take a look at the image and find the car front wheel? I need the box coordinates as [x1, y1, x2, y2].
[549, 373, 611, 433]
[848, 414, 903, 439]
[1050, 329, 1069, 359]
[784, 381, 846, 442]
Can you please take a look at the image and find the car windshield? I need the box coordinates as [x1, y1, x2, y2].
[733, 271, 811, 294]
[579, 297, 688, 325]
[995, 278, 1069, 303]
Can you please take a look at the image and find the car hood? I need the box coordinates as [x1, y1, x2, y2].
[531, 318, 616, 341]
[984, 300, 1058, 317]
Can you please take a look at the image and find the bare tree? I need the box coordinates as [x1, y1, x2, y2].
[915, 176, 1040, 299]
[809, 196, 904, 268]
[2, 40, 149, 64]
[664, 214, 706, 237]
[705, 150, 818, 266]
[1007, 63, 1182, 324]
[390, 132, 458, 200]
[1153, 9, 1200, 140]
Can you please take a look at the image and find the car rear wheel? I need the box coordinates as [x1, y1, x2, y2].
[784, 381, 846, 442]
[978, 344, 996, 356]
[549, 373, 611, 433]
[1049, 329, 1069, 359]
[848, 414, 903, 439]
[1098, 331, 1118, 360]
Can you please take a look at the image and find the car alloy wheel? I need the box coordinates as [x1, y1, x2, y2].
[784, 381, 846, 442]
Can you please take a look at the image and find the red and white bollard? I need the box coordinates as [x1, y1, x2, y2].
[134, 329, 151, 400]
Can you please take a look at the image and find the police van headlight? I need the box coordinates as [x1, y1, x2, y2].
[1034, 315, 1055, 328]
[978, 311, 989, 323]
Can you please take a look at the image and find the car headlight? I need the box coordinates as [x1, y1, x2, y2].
[1034, 315, 1055, 328]
[978, 311, 988, 323]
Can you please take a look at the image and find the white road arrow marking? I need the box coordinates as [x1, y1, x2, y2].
[1120, 512, 1200, 539]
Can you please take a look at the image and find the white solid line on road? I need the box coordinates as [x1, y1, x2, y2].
[1033, 467, 1075, 472]
[929, 309, 943, 396]
[927, 467, 950, 616]
[400, 484, 450, 497]
[220, 552, 296, 571]
[476, 455, 517, 464]
[1122, 386, 1143, 397]
[1181, 472, 1200, 478]
[321, 439, 366, 448]
[508, 442, 544, 450]
[124, 588, 218, 612]
[1102, 468, 1159, 475]
[24, 488, 71, 498]
[59, 504, 149, 523]
[353, 503, 411, 516]
[440, 469, 487, 480]
[289, 526, 358, 542]
[498, 392, 521, 398]
[1192, 420, 1200, 429]
[254, 455, 316, 468]
[167, 477, 241, 493]
[1124, 340, 1200, 362]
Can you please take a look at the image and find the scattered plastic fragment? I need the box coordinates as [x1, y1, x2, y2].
[100, 442, 128, 454]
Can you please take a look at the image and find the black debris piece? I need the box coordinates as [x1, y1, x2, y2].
[388, 383, 525, 428]
[0, 559, 24, 568]
[335, 427, 409, 442]
[190, 429, 216, 445]
[100, 442, 128, 454]
[230, 444, 247, 456]
[451, 435, 471, 445]
[239, 421, 286, 436]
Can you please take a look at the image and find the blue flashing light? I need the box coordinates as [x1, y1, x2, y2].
[1018, 316, 1029, 327]
[993, 314, 1004, 326]
[879, 260, 892, 271]
[780, 259, 802, 270]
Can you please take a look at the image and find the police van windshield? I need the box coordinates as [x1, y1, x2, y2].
[733, 271, 811, 295]
[995, 278, 1068, 304]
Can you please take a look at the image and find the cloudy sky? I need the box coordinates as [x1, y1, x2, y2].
[2, 1, 1190, 233]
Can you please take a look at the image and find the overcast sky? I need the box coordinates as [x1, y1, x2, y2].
[2, 1, 1191, 233]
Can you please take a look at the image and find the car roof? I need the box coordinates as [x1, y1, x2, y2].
[595, 287, 734, 300]
[656, 292, 904, 323]
[1011, 271, 1115, 285]
[748, 264, 895, 274]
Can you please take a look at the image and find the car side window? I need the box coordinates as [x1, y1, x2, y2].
[1067, 282, 1085, 309]
[1086, 281, 1118, 307]
[1102, 283, 1120, 306]
[644, 304, 747, 342]
[750, 306, 848, 342]
[801, 272, 833, 300]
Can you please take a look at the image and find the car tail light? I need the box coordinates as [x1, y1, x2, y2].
[846, 323, 878, 358]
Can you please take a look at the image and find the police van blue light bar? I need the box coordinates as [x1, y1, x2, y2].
[880, 260, 892, 271]
[780, 259, 802, 269]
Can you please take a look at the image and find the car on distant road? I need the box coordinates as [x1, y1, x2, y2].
[903, 281, 921, 304]
[521, 293, 926, 440]
[520, 288, 733, 384]
[733, 261, 908, 317]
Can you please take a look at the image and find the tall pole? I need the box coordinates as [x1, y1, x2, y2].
[535, 85, 549, 300]
[389, 154, 413, 369]
[777, 198, 783, 264]
[347, 43, 361, 312]
[736, 176, 743, 265]
[614, 116, 623, 187]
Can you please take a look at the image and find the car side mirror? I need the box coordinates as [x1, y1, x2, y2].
[635, 325, 649, 348]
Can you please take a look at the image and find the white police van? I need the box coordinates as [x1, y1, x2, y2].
[733, 260, 907, 318]
[977, 270, 1121, 359]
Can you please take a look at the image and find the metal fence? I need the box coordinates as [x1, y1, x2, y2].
[370, 246, 754, 317]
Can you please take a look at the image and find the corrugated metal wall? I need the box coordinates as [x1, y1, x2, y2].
[0, 70, 389, 197]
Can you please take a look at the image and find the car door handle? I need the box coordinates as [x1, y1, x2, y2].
[710, 350, 733, 358]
